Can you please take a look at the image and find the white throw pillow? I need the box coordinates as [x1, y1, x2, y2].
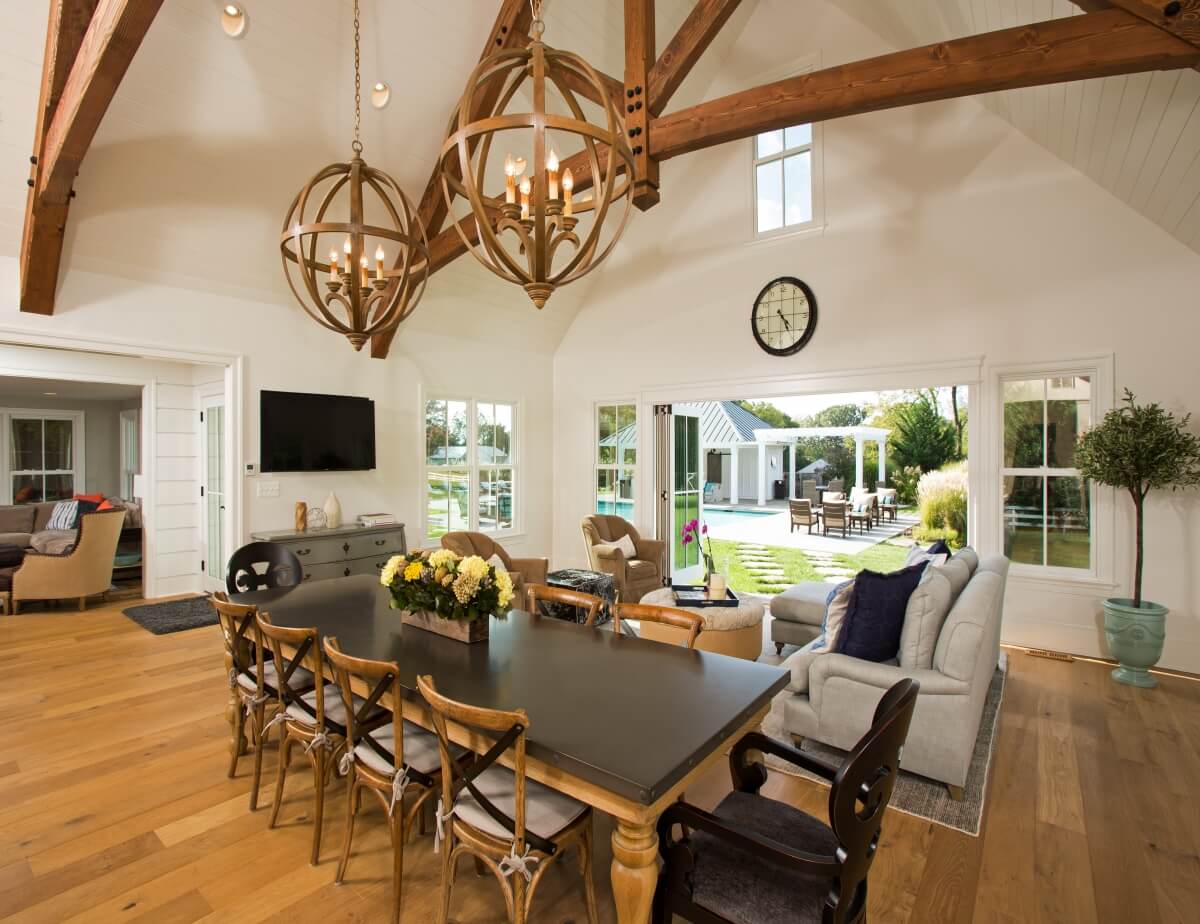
[784, 580, 854, 693]
[613, 533, 637, 558]
[904, 545, 948, 569]
[486, 554, 507, 573]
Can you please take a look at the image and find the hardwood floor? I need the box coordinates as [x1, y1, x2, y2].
[1, 597, 1197, 923]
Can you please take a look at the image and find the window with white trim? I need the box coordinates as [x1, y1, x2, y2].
[424, 397, 517, 540]
[3, 410, 82, 504]
[753, 124, 817, 236]
[120, 408, 140, 499]
[1001, 375, 1093, 571]
[595, 403, 636, 519]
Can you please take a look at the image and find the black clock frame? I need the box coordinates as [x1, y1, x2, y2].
[750, 276, 818, 357]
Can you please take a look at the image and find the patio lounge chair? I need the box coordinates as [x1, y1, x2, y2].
[822, 501, 849, 538]
[703, 481, 721, 503]
[789, 499, 817, 535]
[848, 493, 877, 534]
[878, 488, 899, 522]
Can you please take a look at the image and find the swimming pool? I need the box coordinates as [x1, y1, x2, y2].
[595, 501, 780, 528]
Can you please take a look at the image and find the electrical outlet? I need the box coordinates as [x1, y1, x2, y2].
[257, 481, 280, 498]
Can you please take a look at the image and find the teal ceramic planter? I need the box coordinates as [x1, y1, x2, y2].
[1103, 598, 1167, 688]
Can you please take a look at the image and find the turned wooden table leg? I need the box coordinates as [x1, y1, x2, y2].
[611, 819, 658, 924]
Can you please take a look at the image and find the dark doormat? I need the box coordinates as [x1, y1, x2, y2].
[122, 595, 215, 635]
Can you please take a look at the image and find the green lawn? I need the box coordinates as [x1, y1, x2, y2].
[708, 537, 911, 594]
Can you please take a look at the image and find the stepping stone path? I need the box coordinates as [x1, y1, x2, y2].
[734, 542, 788, 590]
[802, 548, 855, 584]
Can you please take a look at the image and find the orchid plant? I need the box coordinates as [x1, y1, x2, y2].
[681, 518, 715, 578]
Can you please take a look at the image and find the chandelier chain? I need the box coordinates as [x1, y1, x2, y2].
[352, 0, 363, 155]
[529, 0, 545, 38]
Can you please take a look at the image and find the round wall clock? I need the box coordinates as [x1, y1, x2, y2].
[751, 276, 817, 356]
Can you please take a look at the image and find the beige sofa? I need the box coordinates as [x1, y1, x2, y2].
[580, 515, 665, 604]
[0, 502, 60, 549]
[778, 549, 1009, 798]
[6, 509, 126, 613]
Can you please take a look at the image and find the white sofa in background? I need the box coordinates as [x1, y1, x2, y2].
[777, 549, 1009, 799]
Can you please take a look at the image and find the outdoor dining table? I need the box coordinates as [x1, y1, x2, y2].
[231, 574, 788, 923]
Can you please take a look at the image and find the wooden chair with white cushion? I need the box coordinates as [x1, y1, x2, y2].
[323, 638, 467, 924]
[417, 674, 598, 924]
[256, 613, 348, 865]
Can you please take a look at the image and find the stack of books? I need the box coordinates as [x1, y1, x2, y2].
[358, 512, 397, 528]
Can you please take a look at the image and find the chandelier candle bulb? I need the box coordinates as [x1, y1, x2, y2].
[374, 245, 384, 280]
[520, 177, 531, 220]
[329, 249, 338, 279]
[504, 154, 518, 204]
[547, 149, 559, 199]
[562, 168, 574, 217]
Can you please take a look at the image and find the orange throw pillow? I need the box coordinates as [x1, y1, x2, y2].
[97, 500, 115, 511]
[75, 493, 105, 505]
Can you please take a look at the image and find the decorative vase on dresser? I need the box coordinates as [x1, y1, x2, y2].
[323, 492, 342, 528]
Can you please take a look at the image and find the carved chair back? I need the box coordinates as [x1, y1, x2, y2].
[524, 583, 603, 627]
[226, 541, 302, 594]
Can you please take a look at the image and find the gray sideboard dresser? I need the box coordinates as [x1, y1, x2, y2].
[249, 523, 407, 583]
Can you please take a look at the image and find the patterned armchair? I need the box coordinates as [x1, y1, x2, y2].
[580, 515, 665, 604]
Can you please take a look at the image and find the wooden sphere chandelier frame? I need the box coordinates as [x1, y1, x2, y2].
[439, 0, 636, 310]
[279, 0, 428, 351]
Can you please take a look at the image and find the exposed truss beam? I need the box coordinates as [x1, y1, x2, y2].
[22, 0, 164, 316]
[648, 9, 1200, 161]
[20, 0, 98, 316]
[624, 0, 659, 208]
[372, 0, 532, 359]
[648, 0, 743, 115]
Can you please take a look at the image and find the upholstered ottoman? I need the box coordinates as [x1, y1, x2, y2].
[639, 587, 764, 660]
[768, 583, 834, 654]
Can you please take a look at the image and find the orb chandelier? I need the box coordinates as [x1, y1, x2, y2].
[438, 0, 635, 310]
[279, 0, 428, 351]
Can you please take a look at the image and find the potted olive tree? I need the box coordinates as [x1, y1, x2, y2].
[1076, 390, 1200, 687]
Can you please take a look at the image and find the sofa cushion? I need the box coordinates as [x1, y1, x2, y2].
[835, 563, 927, 663]
[897, 570, 953, 669]
[0, 545, 25, 568]
[627, 558, 658, 577]
[30, 530, 77, 555]
[782, 581, 854, 692]
[951, 547, 979, 575]
[32, 502, 59, 532]
[0, 506, 35, 535]
[770, 583, 831, 627]
[931, 557, 971, 603]
[0, 532, 32, 549]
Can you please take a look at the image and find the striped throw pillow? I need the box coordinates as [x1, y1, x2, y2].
[46, 500, 79, 531]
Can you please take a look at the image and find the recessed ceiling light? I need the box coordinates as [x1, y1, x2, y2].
[371, 81, 391, 109]
[220, 4, 247, 38]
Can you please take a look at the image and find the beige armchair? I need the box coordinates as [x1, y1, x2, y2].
[580, 515, 665, 603]
[439, 531, 548, 601]
[8, 509, 125, 613]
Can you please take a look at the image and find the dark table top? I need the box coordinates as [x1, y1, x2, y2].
[233, 574, 788, 805]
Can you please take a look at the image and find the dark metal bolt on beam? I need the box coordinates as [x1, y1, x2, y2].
[1163, 1, 1181, 15]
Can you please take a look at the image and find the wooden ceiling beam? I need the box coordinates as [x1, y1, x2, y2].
[21, 0, 164, 316]
[648, 9, 1200, 161]
[372, 0, 532, 359]
[648, 0, 743, 116]
[20, 0, 98, 316]
[624, 0, 659, 209]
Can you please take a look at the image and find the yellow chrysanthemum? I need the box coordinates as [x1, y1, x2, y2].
[403, 561, 424, 582]
[428, 549, 457, 571]
[495, 569, 514, 609]
[379, 555, 406, 586]
[458, 555, 489, 583]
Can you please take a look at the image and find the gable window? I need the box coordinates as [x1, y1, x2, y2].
[3, 410, 83, 504]
[1001, 375, 1093, 571]
[754, 124, 816, 236]
[424, 397, 517, 540]
[596, 403, 636, 520]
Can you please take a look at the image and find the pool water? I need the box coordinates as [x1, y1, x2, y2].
[595, 501, 780, 528]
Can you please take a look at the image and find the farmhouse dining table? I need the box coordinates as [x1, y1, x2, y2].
[231, 574, 788, 923]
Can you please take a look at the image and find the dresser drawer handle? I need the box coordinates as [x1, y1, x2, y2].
[297, 548, 311, 556]
[343, 567, 351, 577]
[374, 539, 387, 546]
[343, 542, 351, 553]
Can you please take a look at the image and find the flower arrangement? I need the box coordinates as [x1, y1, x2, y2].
[380, 548, 515, 622]
[681, 518, 715, 577]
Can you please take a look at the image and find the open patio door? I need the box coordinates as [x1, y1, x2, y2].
[665, 406, 704, 582]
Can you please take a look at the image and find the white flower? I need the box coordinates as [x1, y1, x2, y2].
[379, 555, 406, 586]
[428, 549, 458, 571]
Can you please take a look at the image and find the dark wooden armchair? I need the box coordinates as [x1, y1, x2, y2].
[652, 679, 919, 924]
[821, 501, 849, 539]
[789, 499, 817, 534]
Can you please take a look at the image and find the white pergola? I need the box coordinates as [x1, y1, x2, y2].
[750, 426, 892, 502]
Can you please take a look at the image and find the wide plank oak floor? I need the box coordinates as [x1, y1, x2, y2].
[0, 597, 1197, 922]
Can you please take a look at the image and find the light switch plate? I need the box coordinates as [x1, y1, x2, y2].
[257, 481, 280, 498]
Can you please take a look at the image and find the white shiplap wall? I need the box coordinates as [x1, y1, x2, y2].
[153, 380, 201, 596]
[831, 0, 1200, 255]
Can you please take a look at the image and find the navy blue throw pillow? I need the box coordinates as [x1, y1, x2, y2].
[835, 563, 928, 662]
[925, 539, 952, 559]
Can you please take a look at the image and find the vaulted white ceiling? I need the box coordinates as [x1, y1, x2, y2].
[830, 0, 1200, 255]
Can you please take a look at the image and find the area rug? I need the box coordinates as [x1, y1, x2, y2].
[760, 657, 1005, 836]
[122, 595, 215, 635]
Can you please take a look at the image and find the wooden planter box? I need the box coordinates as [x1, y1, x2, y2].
[400, 609, 490, 643]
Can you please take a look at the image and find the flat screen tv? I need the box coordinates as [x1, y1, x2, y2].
[260, 390, 376, 472]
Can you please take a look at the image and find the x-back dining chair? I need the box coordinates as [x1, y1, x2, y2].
[523, 583, 603, 627]
[613, 602, 704, 649]
[653, 679, 920, 924]
[256, 612, 347, 865]
[416, 674, 599, 924]
[212, 592, 312, 810]
[323, 638, 464, 924]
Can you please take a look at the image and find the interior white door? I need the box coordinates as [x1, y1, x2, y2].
[200, 396, 227, 591]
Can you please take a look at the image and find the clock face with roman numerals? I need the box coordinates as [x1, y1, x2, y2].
[751, 277, 817, 356]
